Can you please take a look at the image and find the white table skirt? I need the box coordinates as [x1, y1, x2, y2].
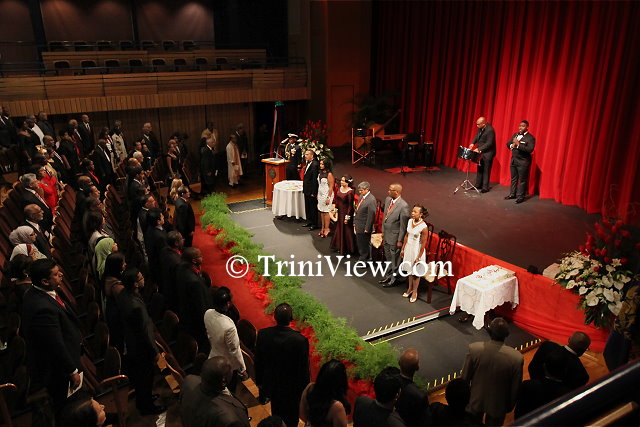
[449, 275, 519, 329]
[272, 180, 306, 219]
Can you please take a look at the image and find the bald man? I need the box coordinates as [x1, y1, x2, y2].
[469, 116, 496, 193]
[528, 331, 591, 390]
[396, 349, 431, 426]
[180, 356, 250, 426]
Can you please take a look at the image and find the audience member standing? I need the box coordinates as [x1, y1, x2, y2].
[178, 247, 212, 353]
[20, 173, 53, 232]
[396, 349, 431, 427]
[204, 288, 248, 391]
[110, 120, 127, 161]
[302, 149, 320, 230]
[144, 208, 168, 282]
[353, 181, 376, 262]
[174, 186, 196, 247]
[255, 303, 310, 427]
[22, 259, 82, 414]
[200, 137, 217, 196]
[462, 318, 523, 426]
[23, 204, 52, 258]
[353, 367, 406, 427]
[180, 356, 250, 426]
[141, 122, 161, 160]
[117, 268, 165, 415]
[528, 331, 591, 390]
[78, 114, 95, 155]
[300, 359, 350, 427]
[430, 379, 478, 426]
[159, 231, 184, 312]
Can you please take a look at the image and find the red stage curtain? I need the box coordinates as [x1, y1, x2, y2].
[437, 235, 610, 352]
[373, 1, 640, 221]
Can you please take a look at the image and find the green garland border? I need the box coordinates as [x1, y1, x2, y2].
[200, 194, 397, 380]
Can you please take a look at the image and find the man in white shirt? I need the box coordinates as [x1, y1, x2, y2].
[204, 287, 247, 392]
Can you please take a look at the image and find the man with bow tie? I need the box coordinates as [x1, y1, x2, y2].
[302, 149, 320, 230]
[505, 120, 536, 204]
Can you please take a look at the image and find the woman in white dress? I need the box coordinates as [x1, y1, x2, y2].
[400, 205, 430, 302]
[316, 159, 335, 238]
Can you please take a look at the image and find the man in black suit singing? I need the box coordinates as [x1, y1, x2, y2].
[302, 149, 319, 230]
[21, 259, 82, 414]
[174, 186, 196, 247]
[469, 116, 496, 193]
[505, 120, 536, 204]
[255, 303, 310, 427]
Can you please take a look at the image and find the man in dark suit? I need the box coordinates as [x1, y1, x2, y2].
[353, 367, 406, 427]
[91, 139, 115, 189]
[159, 231, 185, 312]
[0, 106, 17, 149]
[128, 166, 147, 225]
[302, 149, 319, 230]
[57, 129, 80, 176]
[515, 349, 571, 419]
[397, 349, 431, 427]
[180, 356, 250, 427]
[380, 183, 411, 287]
[21, 259, 82, 413]
[144, 208, 168, 282]
[178, 247, 212, 353]
[505, 120, 536, 204]
[255, 303, 310, 427]
[200, 137, 217, 196]
[117, 268, 165, 415]
[528, 331, 591, 390]
[469, 116, 496, 193]
[23, 204, 52, 258]
[353, 181, 377, 262]
[36, 111, 55, 137]
[462, 318, 523, 426]
[78, 114, 95, 155]
[141, 122, 161, 160]
[174, 186, 196, 247]
[20, 173, 53, 232]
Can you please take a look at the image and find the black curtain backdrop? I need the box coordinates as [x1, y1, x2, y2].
[373, 1, 640, 222]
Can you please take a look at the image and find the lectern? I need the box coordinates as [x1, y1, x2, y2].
[262, 158, 289, 204]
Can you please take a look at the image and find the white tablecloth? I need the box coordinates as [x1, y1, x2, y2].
[449, 275, 519, 329]
[272, 180, 306, 219]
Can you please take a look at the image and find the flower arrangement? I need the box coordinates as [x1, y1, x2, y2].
[299, 120, 334, 162]
[555, 218, 640, 328]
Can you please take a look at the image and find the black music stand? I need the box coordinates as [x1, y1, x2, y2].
[454, 155, 480, 194]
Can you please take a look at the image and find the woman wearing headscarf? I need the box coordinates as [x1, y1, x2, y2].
[9, 226, 47, 261]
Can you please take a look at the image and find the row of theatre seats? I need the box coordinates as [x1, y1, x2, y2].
[50, 56, 247, 75]
[0, 159, 261, 425]
[48, 40, 208, 52]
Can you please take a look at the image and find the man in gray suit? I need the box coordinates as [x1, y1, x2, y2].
[462, 317, 523, 426]
[379, 183, 410, 287]
[353, 181, 377, 262]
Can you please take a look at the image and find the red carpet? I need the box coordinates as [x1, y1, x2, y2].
[193, 214, 375, 402]
[384, 165, 440, 174]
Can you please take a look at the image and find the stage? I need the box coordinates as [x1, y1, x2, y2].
[228, 199, 538, 386]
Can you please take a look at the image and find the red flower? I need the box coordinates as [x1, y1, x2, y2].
[621, 230, 631, 238]
[621, 258, 629, 265]
[615, 219, 623, 227]
[615, 239, 622, 248]
[593, 266, 600, 273]
[579, 245, 586, 252]
[602, 219, 612, 229]
[604, 257, 612, 264]
[601, 248, 607, 256]
[595, 249, 601, 257]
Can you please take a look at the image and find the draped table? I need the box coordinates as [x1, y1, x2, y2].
[449, 272, 519, 330]
[271, 180, 306, 219]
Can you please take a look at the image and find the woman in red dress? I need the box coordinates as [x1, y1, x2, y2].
[330, 174, 356, 255]
[32, 163, 58, 214]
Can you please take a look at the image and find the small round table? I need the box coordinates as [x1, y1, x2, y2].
[272, 180, 306, 219]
